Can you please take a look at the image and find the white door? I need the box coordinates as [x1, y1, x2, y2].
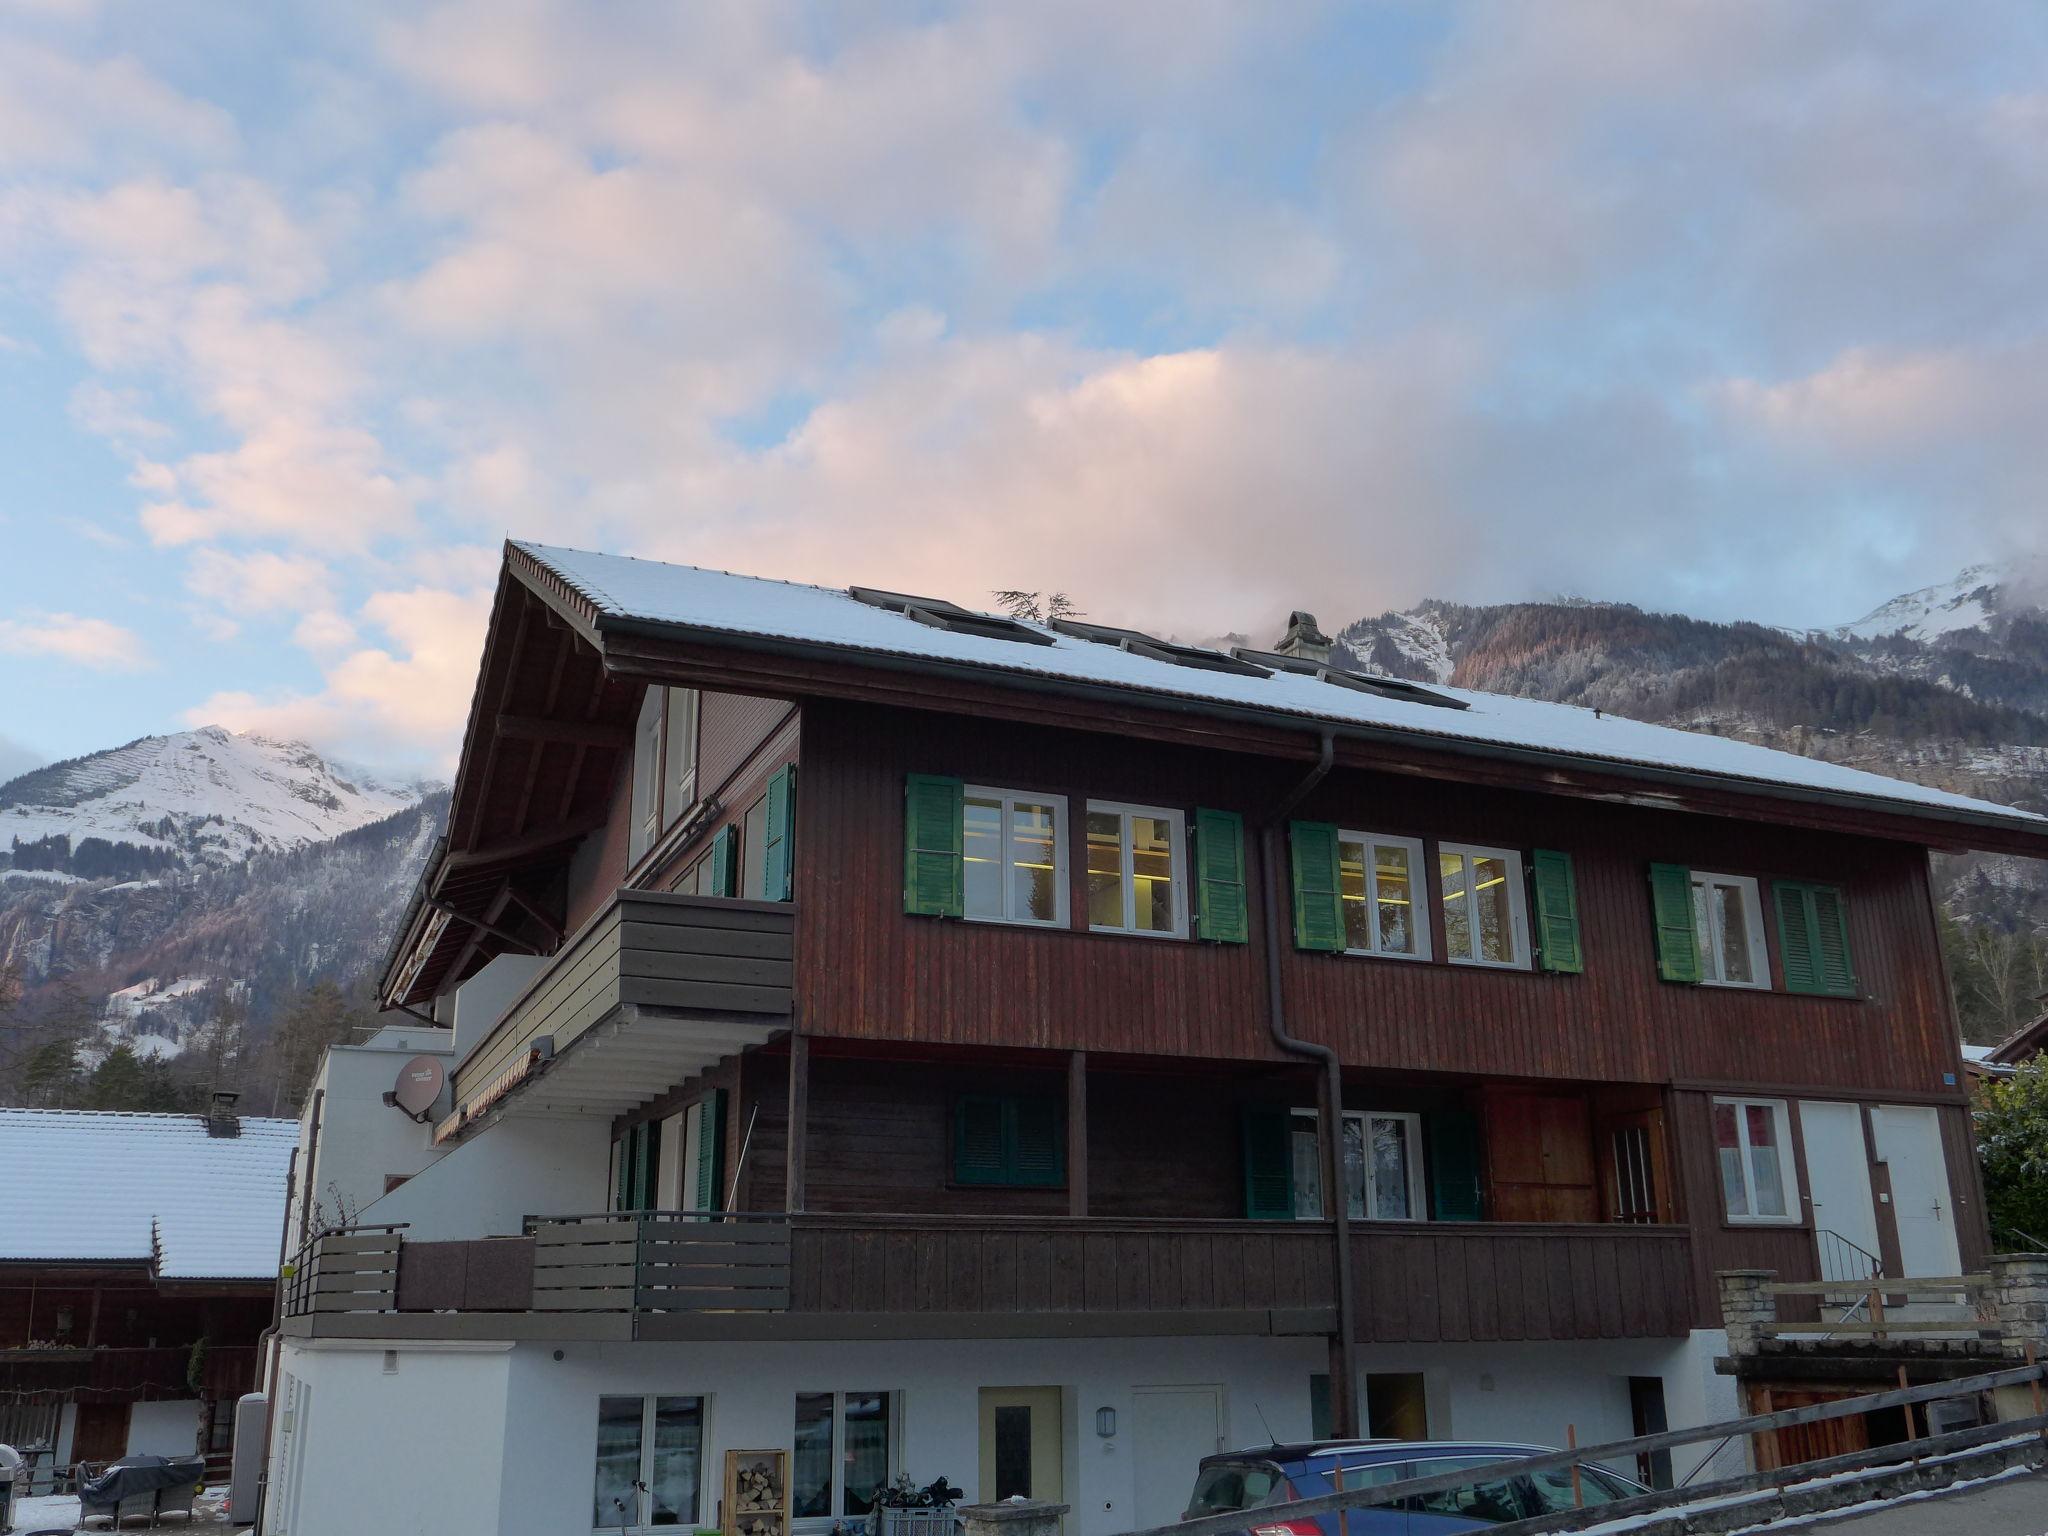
[1131, 1387, 1224, 1531]
[1873, 1106, 1962, 1280]
[1799, 1101, 1882, 1281]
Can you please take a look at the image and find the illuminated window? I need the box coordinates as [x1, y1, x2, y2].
[963, 788, 1067, 926]
[1085, 802, 1186, 938]
[1714, 1097, 1798, 1223]
[1337, 832, 1430, 960]
[1289, 1109, 1426, 1221]
[1438, 843, 1530, 969]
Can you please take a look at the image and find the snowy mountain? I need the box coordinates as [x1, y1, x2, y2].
[1835, 564, 2009, 645]
[0, 726, 429, 875]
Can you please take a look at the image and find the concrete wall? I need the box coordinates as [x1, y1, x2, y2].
[262, 1328, 1737, 1536]
[268, 1342, 512, 1536]
[451, 954, 549, 1067]
[126, 1397, 201, 1458]
[288, 1030, 456, 1253]
[361, 1116, 611, 1240]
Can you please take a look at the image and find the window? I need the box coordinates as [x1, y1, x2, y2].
[1714, 1098, 1799, 1224]
[1289, 1110, 1426, 1221]
[629, 687, 702, 866]
[662, 688, 699, 828]
[963, 788, 1067, 926]
[629, 689, 665, 864]
[1691, 873, 1768, 988]
[1085, 801, 1186, 937]
[954, 1096, 1064, 1187]
[658, 1093, 724, 1213]
[1438, 844, 1530, 968]
[205, 1396, 236, 1456]
[793, 1392, 893, 1521]
[593, 1395, 704, 1530]
[1337, 832, 1429, 959]
[1775, 880, 1858, 997]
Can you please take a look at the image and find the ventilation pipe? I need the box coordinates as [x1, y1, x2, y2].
[1258, 728, 1357, 1436]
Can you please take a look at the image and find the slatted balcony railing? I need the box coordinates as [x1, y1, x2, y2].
[526, 1212, 792, 1313]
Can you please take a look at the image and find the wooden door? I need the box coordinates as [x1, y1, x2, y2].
[1483, 1090, 1597, 1222]
[71, 1401, 131, 1464]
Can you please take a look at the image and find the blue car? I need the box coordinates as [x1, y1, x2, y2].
[1181, 1439, 1649, 1534]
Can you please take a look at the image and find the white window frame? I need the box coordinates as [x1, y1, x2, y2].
[661, 687, 700, 830]
[1084, 800, 1189, 939]
[962, 787, 1069, 927]
[1714, 1096, 1801, 1226]
[1337, 830, 1432, 961]
[1289, 1108, 1429, 1223]
[1691, 872, 1770, 990]
[593, 1393, 709, 1534]
[1437, 841, 1532, 970]
[792, 1390, 900, 1525]
[628, 688, 664, 864]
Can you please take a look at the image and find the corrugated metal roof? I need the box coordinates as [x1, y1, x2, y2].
[514, 541, 2047, 837]
[0, 1109, 296, 1280]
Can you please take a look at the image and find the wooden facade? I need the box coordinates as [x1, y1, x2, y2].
[375, 546, 2040, 1367]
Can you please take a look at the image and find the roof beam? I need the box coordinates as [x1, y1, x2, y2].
[494, 712, 632, 750]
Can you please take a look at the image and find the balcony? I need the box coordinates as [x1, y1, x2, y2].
[441, 891, 793, 1136]
[0, 1343, 261, 1400]
[282, 1213, 1689, 1344]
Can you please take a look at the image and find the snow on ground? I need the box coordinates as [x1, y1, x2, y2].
[8, 1485, 236, 1530]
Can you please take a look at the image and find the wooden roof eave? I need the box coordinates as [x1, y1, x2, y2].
[591, 616, 2048, 861]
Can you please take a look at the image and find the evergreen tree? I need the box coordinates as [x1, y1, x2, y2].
[1978, 1057, 2048, 1247]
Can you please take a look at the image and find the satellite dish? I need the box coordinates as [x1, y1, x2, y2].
[392, 1056, 446, 1121]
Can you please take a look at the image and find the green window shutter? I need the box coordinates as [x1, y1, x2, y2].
[1775, 881, 1820, 994]
[954, 1096, 1008, 1185]
[760, 765, 796, 903]
[1241, 1107, 1296, 1220]
[1530, 849, 1583, 975]
[693, 1089, 725, 1211]
[1428, 1110, 1485, 1222]
[904, 774, 965, 917]
[1289, 821, 1344, 952]
[613, 1135, 633, 1212]
[709, 825, 738, 898]
[620, 1121, 655, 1211]
[1194, 808, 1249, 944]
[1648, 864, 1700, 984]
[1009, 1098, 1065, 1187]
[1811, 886, 1857, 997]
[1777, 881, 1854, 997]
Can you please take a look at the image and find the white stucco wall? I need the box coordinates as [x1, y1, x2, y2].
[126, 1397, 201, 1458]
[361, 1115, 611, 1240]
[267, 1341, 512, 1536]
[288, 1033, 455, 1253]
[451, 955, 549, 1066]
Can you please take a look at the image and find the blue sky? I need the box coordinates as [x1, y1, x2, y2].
[2, 1, 2046, 776]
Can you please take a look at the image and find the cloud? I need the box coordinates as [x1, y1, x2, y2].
[0, 732, 45, 785]
[0, 611, 151, 671]
[0, 39, 234, 169]
[185, 584, 491, 768]
[185, 547, 337, 613]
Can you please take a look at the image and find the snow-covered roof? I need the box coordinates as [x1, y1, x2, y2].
[514, 542, 2047, 839]
[0, 1110, 296, 1280]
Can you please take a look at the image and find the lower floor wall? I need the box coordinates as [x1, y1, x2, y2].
[266, 1329, 1743, 1536]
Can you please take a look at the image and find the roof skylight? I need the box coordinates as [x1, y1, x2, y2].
[1050, 618, 1271, 676]
[1232, 647, 1470, 710]
[848, 587, 1055, 645]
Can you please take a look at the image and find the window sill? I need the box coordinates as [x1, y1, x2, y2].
[1722, 1216, 1805, 1230]
[961, 912, 1068, 930]
[1088, 924, 1188, 942]
[1341, 946, 1432, 964]
[1445, 956, 1533, 973]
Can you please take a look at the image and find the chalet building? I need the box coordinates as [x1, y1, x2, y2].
[263, 542, 2048, 1536]
[0, 1106, 294, 1485]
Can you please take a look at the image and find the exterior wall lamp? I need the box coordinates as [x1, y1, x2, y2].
[1095, 1407, 1117, 1439]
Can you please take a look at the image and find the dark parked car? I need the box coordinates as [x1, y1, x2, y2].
[1183, 1440, 1648, 1534]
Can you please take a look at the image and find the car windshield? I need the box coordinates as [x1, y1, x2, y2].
[1185, 1463, 1288, 1517]
[1518, 1464, 1635, 1514]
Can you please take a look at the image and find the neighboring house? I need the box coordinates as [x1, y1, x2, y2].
[0, 1105, 295, 1480]
[265, 542, 2048, 1536]
[1984, 1005, 2048, 1070]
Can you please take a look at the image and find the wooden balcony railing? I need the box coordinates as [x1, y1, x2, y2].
[283, 1213, 1694, 1344]
[0, 1344, 261, 1400]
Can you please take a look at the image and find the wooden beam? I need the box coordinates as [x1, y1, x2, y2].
[437, 814, 609, 875]
[786, 1031, 809, 1214]
[495, 713, 632, 750]
[1068, 1049, 1088, 1219]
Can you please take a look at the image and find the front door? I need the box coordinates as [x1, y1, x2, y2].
[978, 1387, 1063, 1508]
[1130, 1387, 1223, 1530]
[1873, 1106, 1962, 1281]
[1799, 1101, 1882, 1282]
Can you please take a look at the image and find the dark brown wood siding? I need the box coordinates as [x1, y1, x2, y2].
[794, 701, 1967, 1101]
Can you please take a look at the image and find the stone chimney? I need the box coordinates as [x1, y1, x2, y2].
[204, 1089, 243, 1138]
[1273, 610, 1333, 666]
